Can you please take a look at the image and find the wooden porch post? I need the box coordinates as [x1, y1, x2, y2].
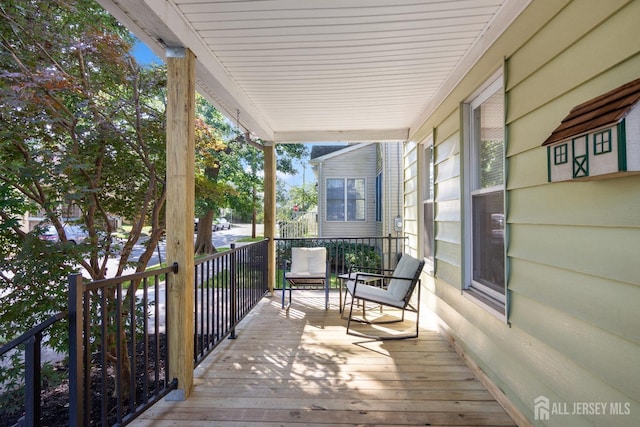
[263, 142, 277, 294]
[166, 47, 195, 399]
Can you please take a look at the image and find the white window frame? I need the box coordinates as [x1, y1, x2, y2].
[325, 177, 366, 222]
[462, 72, 507, 319]
[420, 135, 435, 274]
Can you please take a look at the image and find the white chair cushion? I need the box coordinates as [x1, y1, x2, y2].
[387, 255, 421, 301]
[346, 281, 405, 308]
[289, 247, 326, 276]
[307, 247, 327, 275]
[290, 248, 309, 274]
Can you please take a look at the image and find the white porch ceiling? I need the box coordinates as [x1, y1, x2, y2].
[96, 0, 529, 142]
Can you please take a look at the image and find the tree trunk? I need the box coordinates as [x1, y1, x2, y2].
[194, 209, 217, 254]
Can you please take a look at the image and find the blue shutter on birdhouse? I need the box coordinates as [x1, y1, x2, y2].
[543, 78, 640, 182]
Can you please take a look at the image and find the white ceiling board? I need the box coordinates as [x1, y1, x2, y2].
[176, 0, 504, 14]
[96, 0, 530, 142]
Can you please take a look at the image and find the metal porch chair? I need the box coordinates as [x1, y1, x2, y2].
[343, 254, 425, 340]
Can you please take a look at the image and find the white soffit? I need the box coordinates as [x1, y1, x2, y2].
[97, 0, 529, 142]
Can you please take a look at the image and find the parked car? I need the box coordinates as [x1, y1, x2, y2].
[214, 218, 231, 230]
[39, 224, 89, 244]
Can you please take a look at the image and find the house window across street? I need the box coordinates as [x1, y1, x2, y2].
[326, 178, 365, 221]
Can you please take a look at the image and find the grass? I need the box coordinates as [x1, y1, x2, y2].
[236, 236, 264, 243]
[198, 269, 231, 289]
[114, 224, 147, 240]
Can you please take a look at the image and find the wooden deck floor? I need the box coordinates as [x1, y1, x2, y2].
[131, 291, 517, 426]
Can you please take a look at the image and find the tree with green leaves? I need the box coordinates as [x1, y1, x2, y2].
[218, 136, 308, 238]
[276, 182, 317, 223]
[0, 0, 167, 398]
[193, 95, 235, 254]
[0, 0, 167, 280]
[290, 182, 317, 213]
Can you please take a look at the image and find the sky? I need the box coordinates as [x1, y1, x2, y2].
[285, 154, 315, 188]
[131, 39, 162, 66]
[130, 39, 350, 189]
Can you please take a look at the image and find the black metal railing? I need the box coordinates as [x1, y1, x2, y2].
[193, 240, 269, 366]
[0, 239, 270, 427]
[275, 235, 407, 288]
[68, 264, 179, 427]
[3, 236, 395, 426]
[0, 312, 66, 427]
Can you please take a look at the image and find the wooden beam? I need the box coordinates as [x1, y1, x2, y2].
[166, 47, 196, 399]
[263, 142, 277, 294]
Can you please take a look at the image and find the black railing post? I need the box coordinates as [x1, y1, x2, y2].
[387, 233, 392, 270]
[24, 333, 41, 427]
[264, 238, 269, 293]
[68, 273, 84, 427]
[229, 243, 237, 339]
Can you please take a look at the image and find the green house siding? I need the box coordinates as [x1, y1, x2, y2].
[408, 0, 640, 425]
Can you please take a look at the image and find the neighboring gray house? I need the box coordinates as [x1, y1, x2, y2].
[310, 143, 403, 239]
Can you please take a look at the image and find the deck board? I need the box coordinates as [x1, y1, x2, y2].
[130, 291, 517, 426]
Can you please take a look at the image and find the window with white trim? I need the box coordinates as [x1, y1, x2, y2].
[326, 178, 365, 221]
[422, 141, 435, 271]
[463, 75, 506, 315]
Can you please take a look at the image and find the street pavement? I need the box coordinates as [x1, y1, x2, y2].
[104, 223, 262, 278]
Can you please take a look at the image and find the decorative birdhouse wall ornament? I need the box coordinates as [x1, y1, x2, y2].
[543, 78, 640, 182]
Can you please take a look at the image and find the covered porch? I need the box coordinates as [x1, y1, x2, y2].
[36, 1, 640, 425]
[131, 290, 516, 426]
[86, 1, 544, 425]
[91, 0, 528, 405]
